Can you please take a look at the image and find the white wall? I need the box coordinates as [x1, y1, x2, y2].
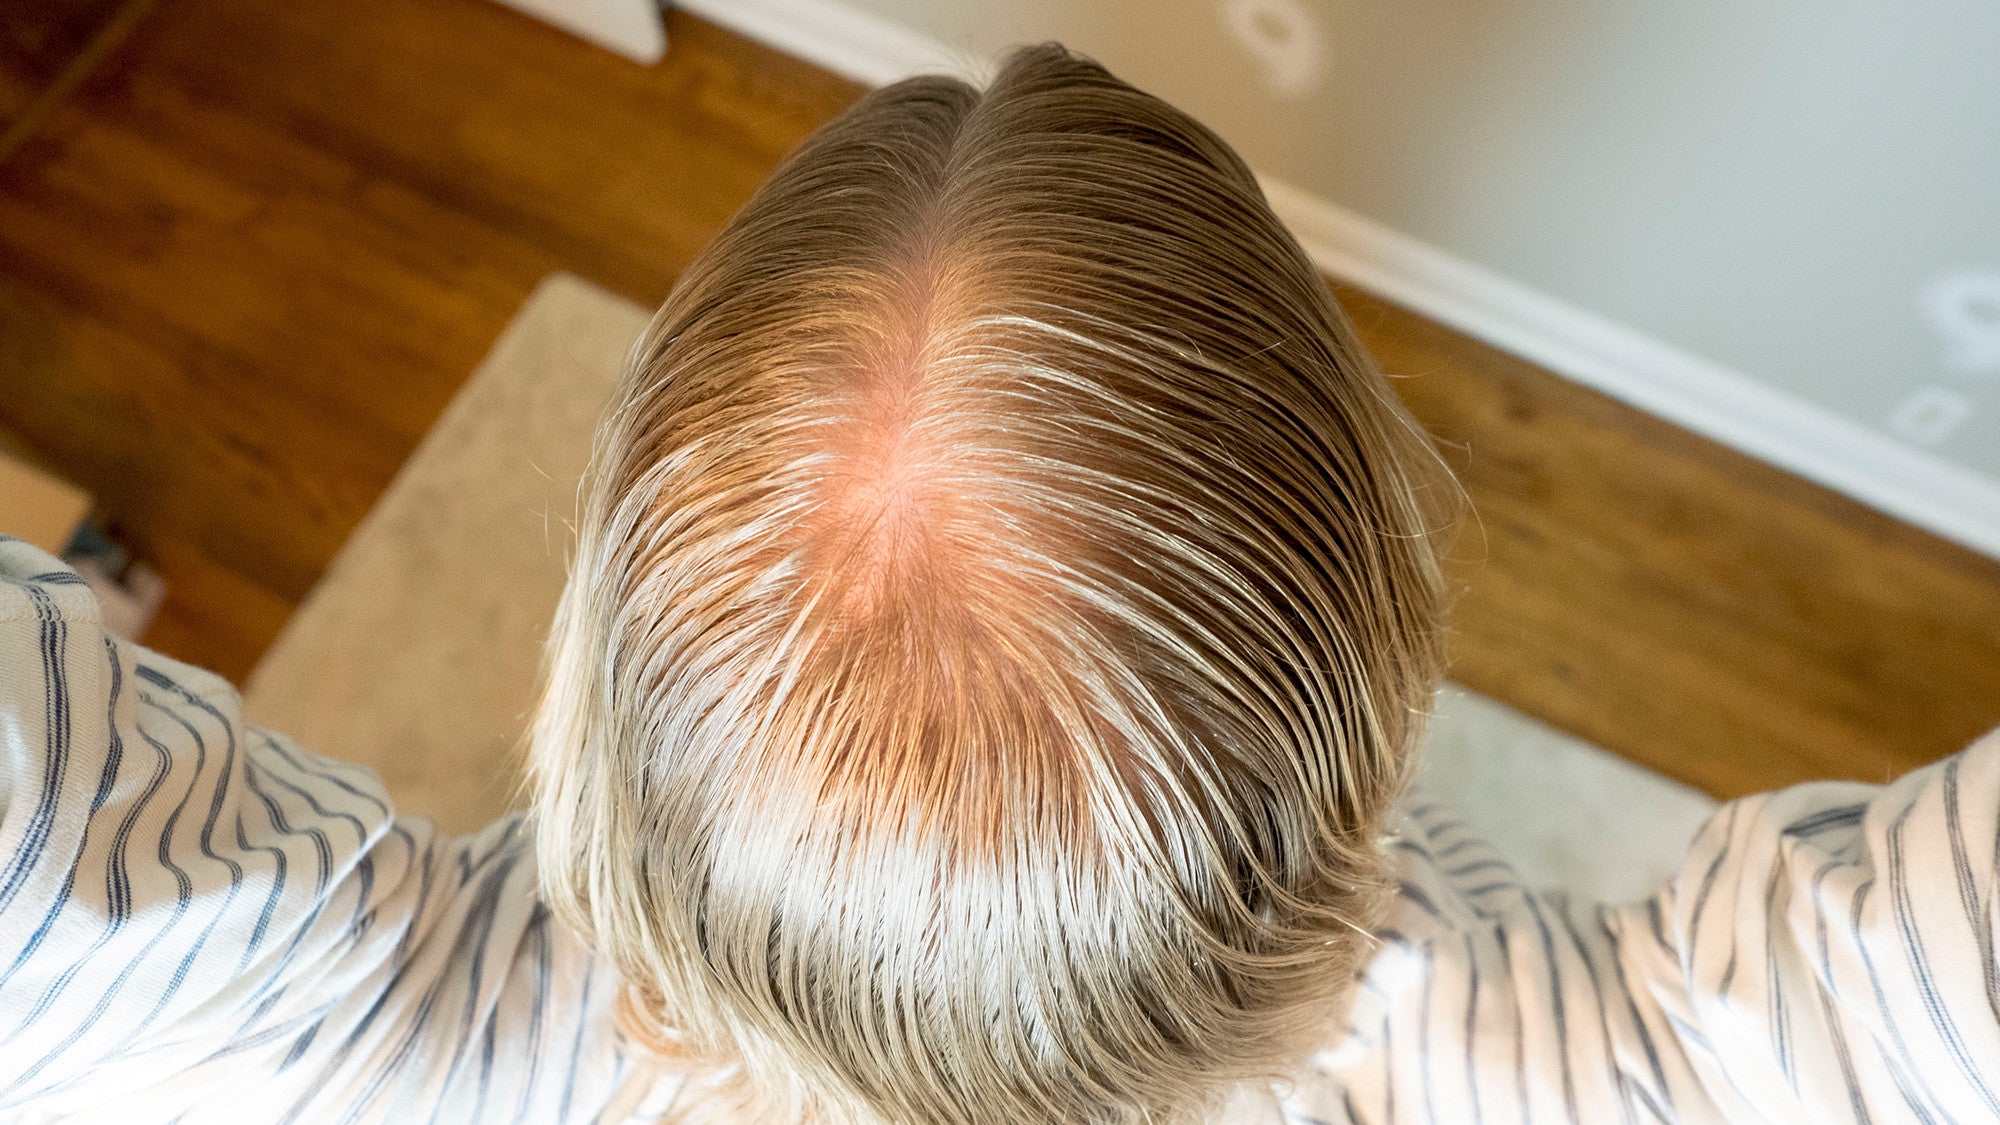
[680, 0, 2000, 557]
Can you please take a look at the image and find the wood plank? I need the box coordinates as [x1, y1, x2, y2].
[1340, 283, 2000, 796]
[0, 0, 1993, 794]
[0, 0, 860, 680]
[94, 0, 863, 299]
[0, 0, 129, 125]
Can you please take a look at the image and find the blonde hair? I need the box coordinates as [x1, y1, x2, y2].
[530, 43, 1452, 1124]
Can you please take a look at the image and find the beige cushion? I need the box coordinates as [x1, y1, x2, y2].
[244, 273, 649, 834]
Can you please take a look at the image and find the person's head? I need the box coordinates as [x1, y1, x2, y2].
[530, 43, 1451, 1124]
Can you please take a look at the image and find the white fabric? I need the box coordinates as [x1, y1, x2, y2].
[0, 538, 675, 1122]
[2, 535, 1995, 1122]
[1280, 739, 2000, 1124]
[1417, 685, 1720, 904]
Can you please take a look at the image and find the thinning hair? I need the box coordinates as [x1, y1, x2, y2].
[530, 43, 1452, 1124]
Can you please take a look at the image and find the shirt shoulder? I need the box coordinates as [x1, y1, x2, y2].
[0, 536, 652, 1121]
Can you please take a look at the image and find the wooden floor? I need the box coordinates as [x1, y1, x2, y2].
[3, 0, 1997, 800]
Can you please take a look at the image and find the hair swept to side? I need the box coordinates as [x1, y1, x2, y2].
[529, 41, 1455, 1124]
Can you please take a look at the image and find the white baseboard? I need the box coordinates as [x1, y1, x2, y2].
[670, 0, 2000, 560]
[674, 0, 969, 85]
[1261, 179, 2000, 558]
[497, 0, 666, 63]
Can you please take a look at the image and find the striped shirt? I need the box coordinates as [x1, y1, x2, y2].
[1, 535, 1994, 1122]
[1278, 737, 2000, 1125]
[0, 537, 674, 1123]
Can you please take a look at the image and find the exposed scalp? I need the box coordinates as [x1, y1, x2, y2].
[530, 41, 1457, 1125]
[805, 251, 989, 622]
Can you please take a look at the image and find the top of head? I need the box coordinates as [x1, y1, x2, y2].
[530, 42, 1452, 1125]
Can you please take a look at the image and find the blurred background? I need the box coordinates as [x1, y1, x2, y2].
[752, 0, 2000, 509]
[2, 0, 1996, 885]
